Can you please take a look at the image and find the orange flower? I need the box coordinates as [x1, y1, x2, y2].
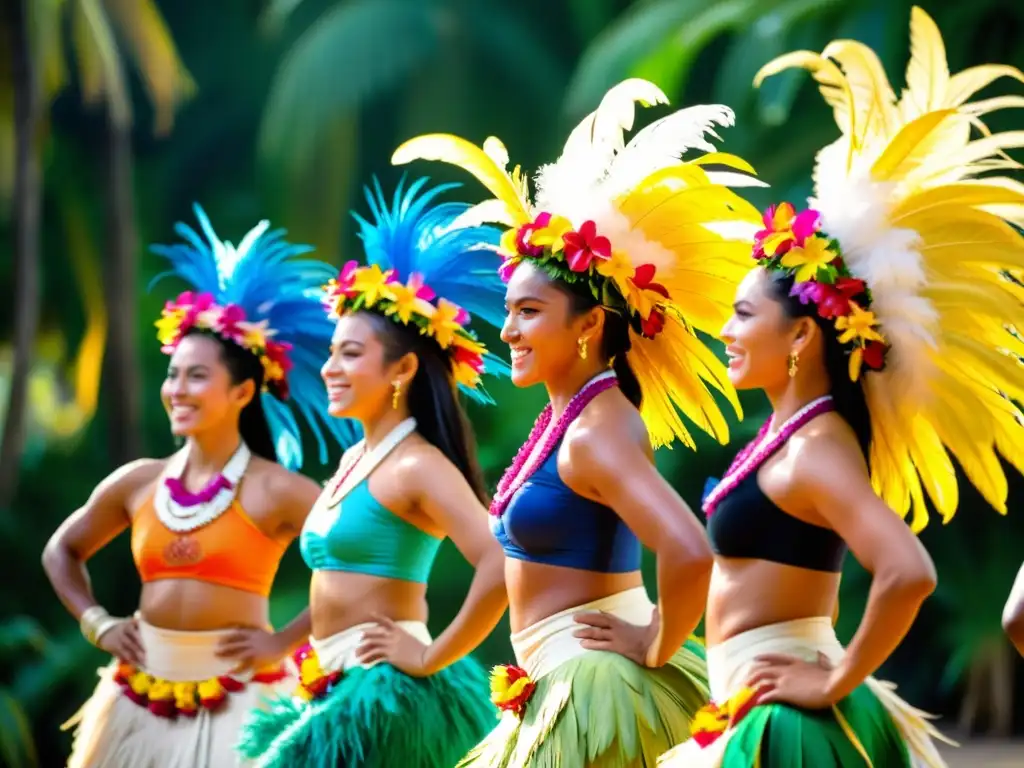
[691, 686, 763, 748]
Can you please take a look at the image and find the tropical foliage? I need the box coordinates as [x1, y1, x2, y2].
[1, 0, 1022, 764]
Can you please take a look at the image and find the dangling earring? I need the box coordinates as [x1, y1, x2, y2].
[577, 336, 589, 360]
[391, 379, 402, 410]
[788, 353, 799, 379]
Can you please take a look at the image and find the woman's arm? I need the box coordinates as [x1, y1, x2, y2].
[411, 448, 507, 674]
[787, 433, 936, 702]
[42, 459, 160, 619]
[41, 458, 161, 662]
[358, 445, 507, 675]
[566, 415, 714, 667]
[1002, 563, 1024, 656]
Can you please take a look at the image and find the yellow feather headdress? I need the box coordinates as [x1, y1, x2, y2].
[392, 79, 766, 450]
[755, 6, 1024, 531]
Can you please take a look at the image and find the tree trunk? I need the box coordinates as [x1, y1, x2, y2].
[0, 0, 43, 506]
[102, 113, 142, 464]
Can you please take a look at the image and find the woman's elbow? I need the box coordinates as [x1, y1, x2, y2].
[883, 558, 937, 603]
[662, 534, 714, 581]
[41, 533, 67, 578]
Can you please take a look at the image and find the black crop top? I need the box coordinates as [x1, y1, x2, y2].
[706, 472, 847, 573]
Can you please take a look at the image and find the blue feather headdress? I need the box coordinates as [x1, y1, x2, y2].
[150, 204, 358, 470]
[322, 176, 510, 403]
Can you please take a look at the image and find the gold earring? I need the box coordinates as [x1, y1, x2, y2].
[391, 379, 402, 410]
[577, 336, 588, 360]
[788, 353, 799, 379]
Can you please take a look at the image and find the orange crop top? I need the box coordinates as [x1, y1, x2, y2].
[130, 495, 287, 597]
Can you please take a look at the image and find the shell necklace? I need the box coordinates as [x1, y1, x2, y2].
[154, 442, 251, 532]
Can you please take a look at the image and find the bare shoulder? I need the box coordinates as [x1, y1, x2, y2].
[107, 457, 165, 499]
[391, 436, 454, 491]
[785, 412, 867, 486]
[563, 388, 650, 470]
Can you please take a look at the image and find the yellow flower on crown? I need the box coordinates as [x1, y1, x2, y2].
[426, 298, 468, 349]
[350, 264, 396, 308]
[386, 278, 437, 325]
[780, 235, 836, 283]
[835, 303, 884, 345]
[155, 308, 186, 347]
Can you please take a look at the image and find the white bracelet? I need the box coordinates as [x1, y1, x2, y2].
[79, 606, 126, 647]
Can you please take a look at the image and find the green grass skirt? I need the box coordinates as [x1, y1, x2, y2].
[235, 656, 494, 768]
[458, 638, 709, 768]
[659, 683, 916, 767]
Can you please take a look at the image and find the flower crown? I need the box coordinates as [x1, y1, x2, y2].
[499, 213, 671, 339]
[753, 203, 890, 381]
[323, 261, 488, 390]
[156, 291, 294, 399]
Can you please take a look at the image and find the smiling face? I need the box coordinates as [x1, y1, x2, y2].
[500, 262, 601, 388]
[720, 268, 813, 392]
[321, 311, 415, 421]
[160, 333, 254, 436]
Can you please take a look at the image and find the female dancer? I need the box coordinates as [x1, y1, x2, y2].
[393, 79, 767, 766]
[236, 178, 509, 768]
[45, 206, 351, 767]
[655, 8, 1024, 765]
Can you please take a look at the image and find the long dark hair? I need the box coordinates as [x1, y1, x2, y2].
[546, 275, 643, 409]
[182, 328, 278, 462]
[358, 311, 489, 505]
[767, 272, 873, 459]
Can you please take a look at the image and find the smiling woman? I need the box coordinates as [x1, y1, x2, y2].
[659, 8, 1023, 766]
[393, 77, 767, 767]
[42, 205, 346, 768]
[235, 177, 511, 768]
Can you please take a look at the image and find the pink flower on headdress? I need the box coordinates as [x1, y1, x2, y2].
[791, 277, 866, 320]
[335, 260, 361, 298]
[754, 204, 821, 260]
[215, 304, 248, 345]
[452, 344, 484, 373]
[404, 272, 437, 302]
[498, 257, 520, 283]
[561, 221, 611, 273]
[515, 216, 547, 257]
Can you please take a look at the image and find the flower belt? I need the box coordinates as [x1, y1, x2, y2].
[113, 661, 288, 719]
[690, 686, 763, 748]
[489, 664, 536, 719]
[293, 643, 344, 701]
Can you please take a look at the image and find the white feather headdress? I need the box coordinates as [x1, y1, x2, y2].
[755, 5, 1024, 530]
[393, 79, 766, 449]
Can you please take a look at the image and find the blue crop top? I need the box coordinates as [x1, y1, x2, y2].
[300, 479, 443, 583]
[492, 443, 641, 573]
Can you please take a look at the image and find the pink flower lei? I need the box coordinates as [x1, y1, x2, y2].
[490, 371, 619, 518]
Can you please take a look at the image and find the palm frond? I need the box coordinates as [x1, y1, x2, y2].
[258, 0, 439, 174]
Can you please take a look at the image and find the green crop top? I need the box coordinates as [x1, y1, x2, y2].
[300, 479, 443, 583]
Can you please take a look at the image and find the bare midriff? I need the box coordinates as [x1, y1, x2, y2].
[138, 580, 272, 631]
[309, 570, 429, 640]
[505, 558, 644, 633]
[704, 558, 840, 647]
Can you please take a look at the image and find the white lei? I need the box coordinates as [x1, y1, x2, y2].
[303, 418, 417, 538]
[153, 442, 252, 533]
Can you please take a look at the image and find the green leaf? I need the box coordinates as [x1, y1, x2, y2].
[631, 0, 789, 100]
[563, 0, 709, 117]
[0, 689, 38, 768]
[460, 3, 568, 104]
[259, 0, 440, 173]
[712, 0, 845, 127]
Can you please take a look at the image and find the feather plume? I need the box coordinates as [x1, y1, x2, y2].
[756, 5, 1024, 527]
[351, 176, 510, 402]
[150, 204, 358, 469]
